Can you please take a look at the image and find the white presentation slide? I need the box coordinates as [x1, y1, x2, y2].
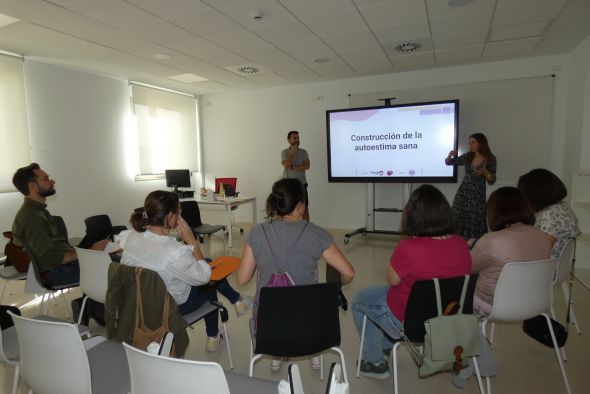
[328, 102, 457, 180]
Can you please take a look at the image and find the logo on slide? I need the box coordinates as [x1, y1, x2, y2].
[387, 170, 393, 176]
[409, 169, 416, 176]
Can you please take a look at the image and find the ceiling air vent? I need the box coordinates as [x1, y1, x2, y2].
[237, 66, 260, 74]
[394, 42, 423, 53]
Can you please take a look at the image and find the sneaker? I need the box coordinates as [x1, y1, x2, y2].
[235, 295, 253, 317]
[205, 334, 224, 352]
[311, 356, 321, 370]
[359, 360, 391, 380]
[270, 359, 283, 371]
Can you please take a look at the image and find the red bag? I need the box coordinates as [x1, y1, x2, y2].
[3, 231, 30, 273]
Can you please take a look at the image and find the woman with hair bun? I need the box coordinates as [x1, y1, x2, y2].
[122, 190, 249, 353]
[237, 178, 355, 371]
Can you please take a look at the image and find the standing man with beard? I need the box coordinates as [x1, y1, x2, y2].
[281, 130, 310, 220]
[11, 163, 107, 287]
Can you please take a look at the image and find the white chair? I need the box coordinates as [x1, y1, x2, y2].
[0, 306, 21, 394]
[481, 259, 571, 394]
[123, 342, 277, 394]
[8, 311, 130, 394]
[75, 248, 111, 326]
[24, 261, 76, 318]
[288, 364, 305, 394]
[326, 363, 344, 394]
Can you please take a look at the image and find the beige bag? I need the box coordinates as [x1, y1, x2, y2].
[132, 268, 171, 352]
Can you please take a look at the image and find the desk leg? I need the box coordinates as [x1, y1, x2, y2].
[226, 205, 233, 248]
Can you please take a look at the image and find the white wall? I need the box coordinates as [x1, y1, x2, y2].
[201, 54, 574, 230]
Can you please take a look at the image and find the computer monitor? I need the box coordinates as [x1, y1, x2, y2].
[165, 169, 191, 192]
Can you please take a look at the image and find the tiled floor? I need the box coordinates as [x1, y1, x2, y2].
[1, 227, 589, 393]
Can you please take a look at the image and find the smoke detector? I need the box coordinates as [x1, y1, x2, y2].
[394, 42, 423, 53]
[251, 11, 263, 21]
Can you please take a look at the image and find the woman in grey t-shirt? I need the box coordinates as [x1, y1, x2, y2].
[237, 178, 355, 371]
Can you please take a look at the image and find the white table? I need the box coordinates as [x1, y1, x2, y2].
[185, 196, 257, 248]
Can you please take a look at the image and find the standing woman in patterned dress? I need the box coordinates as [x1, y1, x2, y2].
[445, 133, 497, 239]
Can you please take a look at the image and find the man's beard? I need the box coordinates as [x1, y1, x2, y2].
[39, 188, 56, 197]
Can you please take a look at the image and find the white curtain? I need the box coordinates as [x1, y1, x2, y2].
[0, 54, 30, 192]
[131, 83, 199, 175]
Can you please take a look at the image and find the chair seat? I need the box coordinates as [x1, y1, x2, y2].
[225, 371, 277, 394]
[0, 266, 27, 280]
[1, 326, 19, 362]
[87, 339, 130, 394]
[182, 301, 220, 325]
[191, 224, 225, 235]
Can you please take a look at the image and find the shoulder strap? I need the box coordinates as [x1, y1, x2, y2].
[261, 222, 309, 271]
[458, 275, 470, 314]
[433, 275, 470, 316]
[433, 279, 442, 315]
[135, 268, 145, 327]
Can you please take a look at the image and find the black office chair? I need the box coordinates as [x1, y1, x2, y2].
[355, 274, 480, 393]
[249, 283, 348, 383]
[179, 201, 226, 250]
[78, 214, 127, 248]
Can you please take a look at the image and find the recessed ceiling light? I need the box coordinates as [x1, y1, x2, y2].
[394, 42, 423, 53]
[153, 53, 172, 60]
[313, 57, 330, 64]
[167, 73, 208, 83]
[448, 0, 476, 6]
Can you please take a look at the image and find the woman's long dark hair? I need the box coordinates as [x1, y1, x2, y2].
[465, 133, 495, 165]
[265, 178, 305, 218]
[401, 184, 455, 237]
[130, 190, 179, 232]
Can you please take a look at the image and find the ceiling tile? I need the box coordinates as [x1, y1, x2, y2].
[207, 29, 271, 51]
[337, 45, 386, 61]
[389, 50, 435, 69]
[430, 9, 494, 36]
[493, 0, 568, 27]
[128, 21, 198, 45]
[373, 20, 430, 45]
[433, 29, 488, 50]
[277, 38, 335, 60]
[322, 31, 379, 51]
[426, 0, 495, 18]
[124, 0, 212, 20]
[301, 9, 368, 37]
[435, 44, 483, 64]
[279, 0, 356, 18]
[245, 71, 287, 84]
[71, 0, 161, 30]
[348, 56, 393, 73]
[213, 0, 294, 28]
[251, 21, 316, 44]
[490, 20, 548, 42]
[84, 30, 163, 53]
[310, 63, 356, 79]
[167, 38, 234, 59]
[358, 0, 427, 28]
[201, 52, 251, 67]
[172, 10, 243, 37]
[483, 36, 541, 57]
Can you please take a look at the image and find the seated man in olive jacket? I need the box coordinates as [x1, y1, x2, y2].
[11, 163, 107, 287]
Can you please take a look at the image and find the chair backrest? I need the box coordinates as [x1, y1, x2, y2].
[489, 259, 558, 322]
[76, 247, 112, 303]
[123, 342, 230, 394]
[24, 255, 50, 293]
[215, 177, 237, 196]
[9, 312, 93, 394]
[179, 200, 203, 228]
[403, 274, 477, 342]
[255, 283, 341, 357]
[554, 238, 575, 286]
[0, 305, 21, 364]
[84, 214, 114, 244]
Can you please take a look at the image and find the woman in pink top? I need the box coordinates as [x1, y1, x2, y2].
[352, 185, 472, 380]
[471, 187, 553, 314]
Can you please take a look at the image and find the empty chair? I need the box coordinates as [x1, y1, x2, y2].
[356, 275, 484, 394]
[123, 342, 276, 394]
[75, 248, 111, 326]
[179, 200, 226, 250]
[250, 283, 348, 383]
[481, 259, 570, 394]
[8, 311, 130, 394]
[551, 238, 581, 335]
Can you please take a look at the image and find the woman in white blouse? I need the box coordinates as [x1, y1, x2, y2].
[121, 190, 243, 352]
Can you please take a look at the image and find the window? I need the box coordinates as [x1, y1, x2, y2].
[130, 83, 200, 178]
[0, 53, 30, 192]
